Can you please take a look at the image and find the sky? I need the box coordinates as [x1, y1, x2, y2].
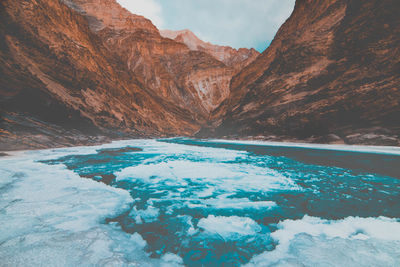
[117, 0, 295, 52]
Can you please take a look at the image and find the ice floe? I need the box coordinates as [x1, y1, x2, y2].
[0, 150, 183, 266]
[247, 215, 400, 266]
[198, 215, 262, 239]
[116, 160, 300, 194]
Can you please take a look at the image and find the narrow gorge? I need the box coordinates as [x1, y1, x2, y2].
[1, 0, 399, 150]
[0, 0, 258, 150]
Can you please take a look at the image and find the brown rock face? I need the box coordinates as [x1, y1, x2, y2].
[207, 0, 400, 145]
[65, 0, 252, 115]
[0, 0, 257, 150]
[3, 0, 397, 149]
[0, 0, 199, 144]
[160, 29, 259, 72]
[62, 0, 159, 32]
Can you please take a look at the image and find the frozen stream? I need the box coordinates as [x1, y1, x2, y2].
[1, 139, 400, 266]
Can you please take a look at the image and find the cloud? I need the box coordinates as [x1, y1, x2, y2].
[117, 0, 295, 52]
[117, 0, 164, 28]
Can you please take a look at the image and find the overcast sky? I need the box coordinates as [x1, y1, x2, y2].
[117, 0, 295, 52]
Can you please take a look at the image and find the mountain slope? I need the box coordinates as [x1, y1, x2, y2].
[0, 0, 257, 150]
[207, 0, 400, 145]
[160, 29, 259, 72]
[64, 0, 233, 115]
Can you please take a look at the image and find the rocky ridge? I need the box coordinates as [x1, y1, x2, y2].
[0, 0, 258, 150]
[160, 29, 259, 72]
[65, 0, 258, 115]
[1, 0, 399, 150]
[203, 0, 400, 146]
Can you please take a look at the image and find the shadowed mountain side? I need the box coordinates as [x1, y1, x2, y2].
[0, 0, 258, 150]
[200, 0, 400, 146]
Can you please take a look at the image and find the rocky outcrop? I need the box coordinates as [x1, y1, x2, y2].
[0, 0, 203, 147]
[206, 0, 400, 146]
[2, 0, 398, 149]
[0, 0, 258, 150]
[62, 0, 159, 32]
[64, 0, 251, 115]
[160, 29, 259, 72]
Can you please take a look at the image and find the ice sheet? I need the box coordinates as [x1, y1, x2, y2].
[207, 139, 400, 155]
[247, 215, 400, 266]
[198, 215, 262, 238]
[116, 160, 300, 194]
[0, 150, 183, 266]
[2, 139, 399, 266]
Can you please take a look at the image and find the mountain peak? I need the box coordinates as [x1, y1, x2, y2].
[160, 29, 259, 71]
[62, 0, 158, 33]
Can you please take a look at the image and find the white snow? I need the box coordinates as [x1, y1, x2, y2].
[198, 215, 262, 239]
[130, 205, 160, 224]
[2, 139, 399, 266]
[246, 215, 400, 267]
[0, 147, 184, 266]
[116, 160, 300, 194]
[207, 139, 400, 155]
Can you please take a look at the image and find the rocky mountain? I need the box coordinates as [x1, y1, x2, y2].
[0, 0, 257, 150]
[1, 0, 398, 150]
[66, 0, 249, 115]
[204, 0, 400, 145]
[160, 29, 259, 72]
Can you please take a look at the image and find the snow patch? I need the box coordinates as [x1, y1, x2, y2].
[116, 160, 299, 193]
[0, 150, 183, 266]
[130, 205, 160, 223]
[198, 215, 262, 239]
[208, 139, 400, 155]
[247, 215, 400, 266]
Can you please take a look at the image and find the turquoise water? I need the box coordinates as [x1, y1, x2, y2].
[42, 139, 400, 266]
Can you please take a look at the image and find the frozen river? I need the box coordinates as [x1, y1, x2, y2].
[1, 139, 400, 266]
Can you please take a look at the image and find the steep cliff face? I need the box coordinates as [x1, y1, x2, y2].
[160, 29, 259, 72]
[62, 0, 159, 32]
[0, 0, 258, 150]
[3, 0, 397, 149]
[64, 0, 244, 115]
[209, 0, 400, 145]
[0, 0, 198, 149]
